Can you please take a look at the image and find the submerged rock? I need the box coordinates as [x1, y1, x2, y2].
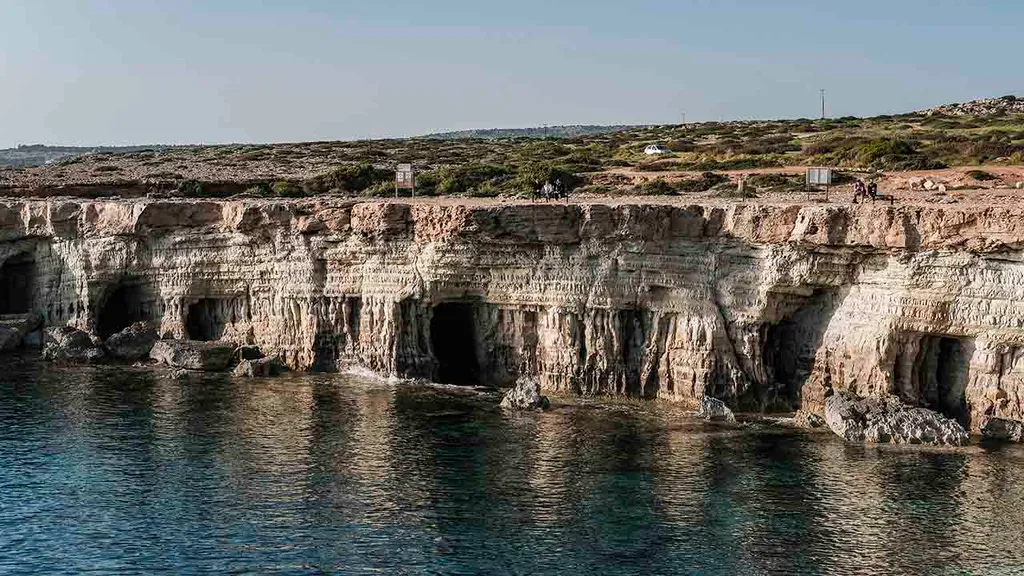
[42, 326, 105, 363]
[824, 392, 969, 446]
[697, 396, 736, 422]
[0, 325, 24, 352]
[104, 321, 158, 361]
[150, 340, 235, 371]
[232, 356, 287, 378]
[500, 377, 550, 410]
[981, 417, 1024, 442]
[793, 410, 827, 429]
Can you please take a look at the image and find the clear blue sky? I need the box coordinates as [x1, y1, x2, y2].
[1, 0, 1020, 147]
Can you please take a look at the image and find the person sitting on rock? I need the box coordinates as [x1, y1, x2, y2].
[868, 181, 878, 200]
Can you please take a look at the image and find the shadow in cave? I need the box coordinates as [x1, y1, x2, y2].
[757, 289, 844, 411]
[430, 302, 480, 385]
[186, 298, 228, 342]
[895, 334, 971, 425]
[97, 284, 149, 338]
[0, 253, 36, 315]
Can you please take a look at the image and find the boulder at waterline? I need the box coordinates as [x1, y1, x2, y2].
[500, 377, 550, 410]
[150, 340, 235, 371]
[697, 396, 736, 422]
[42, 326, 105, 363]
[824, 392, 969, 446]
[232, 357, 287, 378]
[981, 417, 1024, 442]
[104, 321, 159, 361]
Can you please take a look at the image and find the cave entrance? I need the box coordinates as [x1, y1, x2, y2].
[186, 298, 227, 342]
[430, 302, 480, 385]
[0, 253, 35, 315]
[909, 335, 969, 424]
[760, 290, 838, 410]
[97, 284, 149, 338]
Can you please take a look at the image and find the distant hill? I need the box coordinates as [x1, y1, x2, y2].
[924, 95, 1024, 116]
[0, 144, 180, 168]
[421, 125, 639, 140]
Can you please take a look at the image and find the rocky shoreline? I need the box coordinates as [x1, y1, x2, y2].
[3, 196, 1024, 446]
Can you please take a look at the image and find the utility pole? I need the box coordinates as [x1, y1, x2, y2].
[820, 89, 826, 119]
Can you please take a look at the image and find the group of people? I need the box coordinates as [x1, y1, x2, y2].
[533, 179, 569, 201]
[852, 179, 880, 203]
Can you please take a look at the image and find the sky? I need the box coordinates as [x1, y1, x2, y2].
[1, 0, 1021, 147]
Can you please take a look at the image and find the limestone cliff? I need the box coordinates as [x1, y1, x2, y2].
[3, 197, 1024, 433]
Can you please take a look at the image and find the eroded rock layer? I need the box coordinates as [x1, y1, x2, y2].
[4, 197, 1024, 432]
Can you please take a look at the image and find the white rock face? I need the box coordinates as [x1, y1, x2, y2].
[500, 376, 550, 410]
[42, 326, 104, 363]
[697, 396, 735, 422]
[824, 392, 969, 446]
[3, 198, 1024, 434]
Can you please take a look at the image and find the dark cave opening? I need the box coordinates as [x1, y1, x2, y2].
[759, 291, 838, 411]
[186, 298, 227, 342]
[0, 253, 35, 315]
[97, 284, 148, 338]
[430, 302, 480, 385]
[907, 335, 969, 424]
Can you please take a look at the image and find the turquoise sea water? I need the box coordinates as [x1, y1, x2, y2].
[1, 356, 1023, 575]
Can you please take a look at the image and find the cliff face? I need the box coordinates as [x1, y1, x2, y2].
[3, 197, 1024, 432]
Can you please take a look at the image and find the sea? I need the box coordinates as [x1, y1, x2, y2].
[2, 356, 1023, 575]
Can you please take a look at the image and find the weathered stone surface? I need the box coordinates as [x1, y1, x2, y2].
[1, 197, 1024, 436]
[104, 321, 158, 361]
[981, 417, 1024, 442]
[150, 340, 235, 371]
[232, 356, 287, 378]
[793, 410, 827, 429]
[500, 377, 550, 410]
[42, 326, 105, 363]
[824, 392, 969, 446]
[697, 396, 736, 422]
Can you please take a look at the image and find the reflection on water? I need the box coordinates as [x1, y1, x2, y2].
[2, 356, 1024, 575]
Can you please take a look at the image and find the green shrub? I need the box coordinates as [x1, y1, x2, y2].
[637, 178, 677, 196]
[303, 163, 391, 195]
[676, 171, 728, 192]
[272, 180, 304, 197]
[176, 179, 204, 197]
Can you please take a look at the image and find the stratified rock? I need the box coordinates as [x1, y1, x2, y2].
[824, 392, 969, 446]
[150, 340, 235, 371]
[793, 410, 827, 429]
[232, 356, 287, 378]
[697, 396, 736, 422]
[104, 321, 158, 361]
[42, 326, 105, 363]
[500, 377, 550, 410]
[981, 417, 1024, 442]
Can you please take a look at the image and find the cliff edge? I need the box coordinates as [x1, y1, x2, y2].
[3, 196, 1024, 434]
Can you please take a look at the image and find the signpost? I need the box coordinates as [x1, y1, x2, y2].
[805, 167, 833, 201]
[395, 163, 415, 198]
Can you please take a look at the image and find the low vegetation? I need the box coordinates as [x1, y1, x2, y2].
[5, 97, 1024, 198]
